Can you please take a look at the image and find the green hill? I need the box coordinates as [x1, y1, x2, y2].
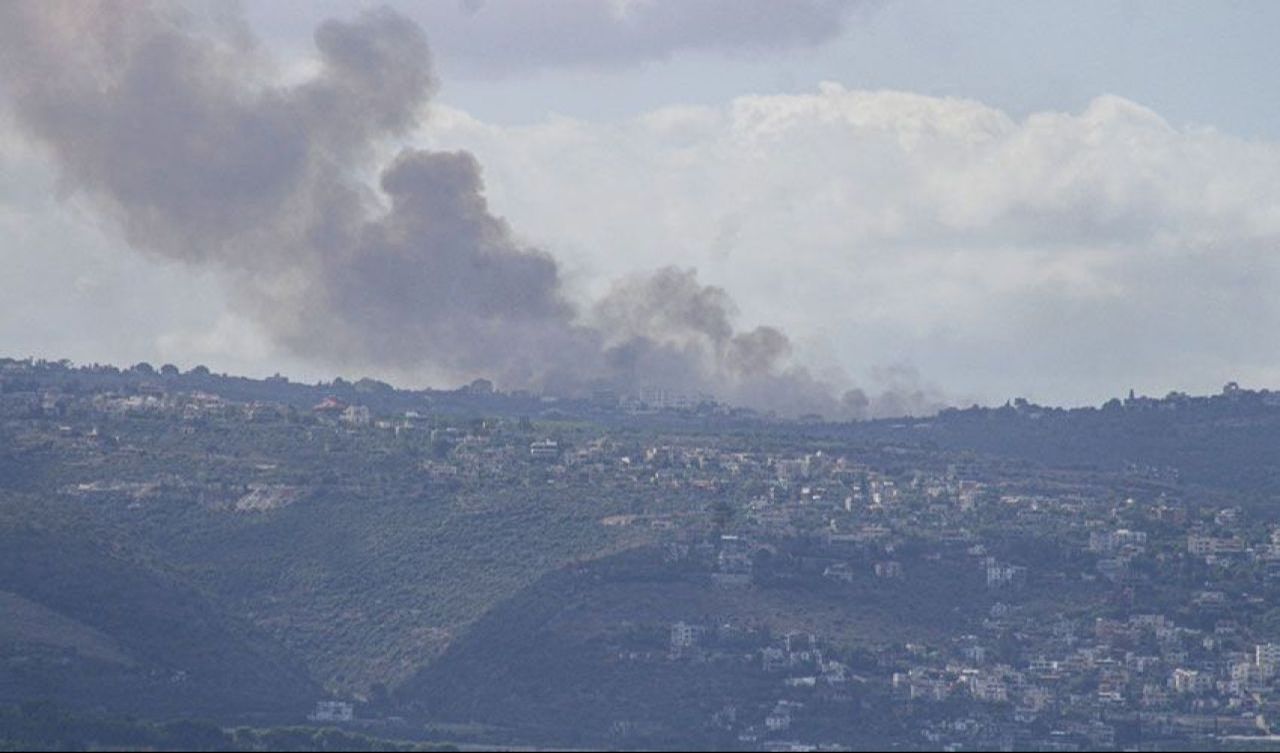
[0, 505, 317, 715]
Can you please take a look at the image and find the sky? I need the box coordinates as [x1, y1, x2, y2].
[2, 0, 1280, 410]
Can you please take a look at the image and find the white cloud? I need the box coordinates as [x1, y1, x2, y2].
[387, 0, 868, 75]
[416, 85, 1280, 404]
[7, 77, 1280, 406]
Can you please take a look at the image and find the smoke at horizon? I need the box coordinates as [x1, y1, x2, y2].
[0, 1, 944, 419]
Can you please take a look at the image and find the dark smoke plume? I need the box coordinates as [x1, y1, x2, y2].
[0, 1, 941, 419]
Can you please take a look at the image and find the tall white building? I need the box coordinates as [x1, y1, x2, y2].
[1257, 643, 1280, 676]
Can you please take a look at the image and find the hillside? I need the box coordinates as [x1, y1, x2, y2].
[0, 381, 652, 699]
[0, 503, 317, 715]
[7, 359, 1280, 749]
[400, 542, 1104, 747]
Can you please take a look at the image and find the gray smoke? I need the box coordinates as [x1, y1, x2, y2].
[0, 1, 940, 419]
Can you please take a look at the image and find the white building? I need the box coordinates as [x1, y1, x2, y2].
[1090, 529, 1148, 554]
[986, 560, 1027, 590]
[670, 622, 704, 653]
[530, 439, 559, 458]
[1170, 668, 1214, 695]
[309, 700, 355, 723]
[340, 405, 370, 426]
[1257, 643, 1280, 677]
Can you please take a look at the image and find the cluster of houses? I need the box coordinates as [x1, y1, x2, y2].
[14, 362, 1280, 749]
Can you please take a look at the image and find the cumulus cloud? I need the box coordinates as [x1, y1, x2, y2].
[11, 3, 1273, 411]
[0, 2, 917, 418]
[413, 84, 1280, 404]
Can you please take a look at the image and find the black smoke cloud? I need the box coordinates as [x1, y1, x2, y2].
[0, 1, 940, 419]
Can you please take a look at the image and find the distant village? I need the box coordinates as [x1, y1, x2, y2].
[7, 356, 1280, 751]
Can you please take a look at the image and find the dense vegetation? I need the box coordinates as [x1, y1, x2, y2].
[6, 358, 1280, 749]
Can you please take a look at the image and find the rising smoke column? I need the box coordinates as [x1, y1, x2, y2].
[0, 1, 940, 419]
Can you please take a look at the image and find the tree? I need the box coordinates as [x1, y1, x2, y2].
[710, 499, 735, 531]
[157, 719, 228, 751]
[366, 681, 391, 710]
[1257, 607, 1280, 641]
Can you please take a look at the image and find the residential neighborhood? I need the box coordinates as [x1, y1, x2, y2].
[7, 357, 1280, 749]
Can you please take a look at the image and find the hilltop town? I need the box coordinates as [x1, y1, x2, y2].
[6, 357, 1280, 750]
